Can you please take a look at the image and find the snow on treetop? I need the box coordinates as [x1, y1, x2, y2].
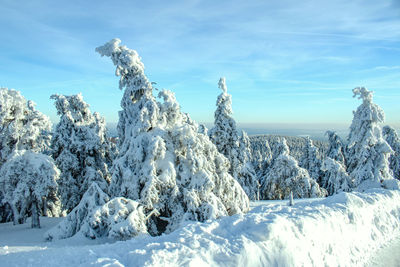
[0, 88, 52, 162]
[96, 39, 149, 93]
[218, 77, 227, 94]
[350, 87, 384, 124]
[353, 87, 373, 104]
[95, 38, 121, 57]
[51, 93, 91, 123]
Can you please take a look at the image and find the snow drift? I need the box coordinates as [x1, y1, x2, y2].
[1, 189, 400, 266]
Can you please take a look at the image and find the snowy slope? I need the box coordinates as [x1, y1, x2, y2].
[1, 189, 400, 266]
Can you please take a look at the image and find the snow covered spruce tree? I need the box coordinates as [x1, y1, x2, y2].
[209, 78, 259, 200]
[51, 94, 114, 213]
[237, 130, 260, 200]
[0, 88, 52, 222]
[250, 138, 272, 178]
[96, 39, 249, 236]
[0, 150, 60, 227]
[300, 136, 323, 184]
[260, 138, 326, 200]
[346, 87, 399, 190]
[326, 131, 346, 165]
[0, 88, 52, 164]
[382, 125, 400, 180]
[321, 157, 351, 195]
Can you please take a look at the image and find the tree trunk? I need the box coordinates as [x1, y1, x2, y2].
[31, 201, 40, 228]
[11, 204, 25, 225]
[11, 204, 19, 225]
[42, 197, 49, 217]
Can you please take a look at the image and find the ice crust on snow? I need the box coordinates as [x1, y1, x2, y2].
[2, 189, 400, 266]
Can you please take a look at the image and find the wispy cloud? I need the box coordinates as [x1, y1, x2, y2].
[373, 66, 400, 71]
[0, 0, 399, 124]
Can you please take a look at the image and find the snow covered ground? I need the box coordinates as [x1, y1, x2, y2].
[1, 189, 400, 267]
[366, 235, 400, 267]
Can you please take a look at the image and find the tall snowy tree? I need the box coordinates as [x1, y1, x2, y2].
[321, 157, 351, 195]
[0, 150, 60, 227]
[209, 78, 259, 200]
[382, 125, 400, 180]
[51, 94, 114, 213]
[346, 87, 397, 190]
[260, 138, 326, 200]
[96, 39, 249, 236]
[300, 136, 323, 184]
[0, 88, 52, 223]
[325, 131, 346, 165]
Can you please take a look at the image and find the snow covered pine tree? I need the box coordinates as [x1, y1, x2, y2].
[0, 88, 52, 164]
[321, 157, 351, 195]
[51, 94, 114, 213]
[0, 88, 53, 223]
[325, 131, 346, 166]
[382, 125, 400, 180]
[300, 136, 323, 184]
[250, 137, 272, 178]
[346, 87, 400, 190]
[96, 39, 249, 236]
[0, 150, 60, 227]
[260, 138, 326, 200]
[209, 78, 259, 200]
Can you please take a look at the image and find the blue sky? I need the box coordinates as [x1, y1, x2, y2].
[1, 0, 399, 130]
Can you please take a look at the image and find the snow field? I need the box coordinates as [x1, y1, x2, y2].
[1, 189, 400, 266]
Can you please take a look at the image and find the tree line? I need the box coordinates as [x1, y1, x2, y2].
[0, 39, 399, 241]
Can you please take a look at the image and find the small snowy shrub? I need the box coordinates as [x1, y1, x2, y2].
[45, 182, 110, 240]
[46, 186, 147, 241]
[89, 197, 147, 240]
[0, 150, 60, 227]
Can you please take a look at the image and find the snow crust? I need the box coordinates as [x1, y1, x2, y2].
[1, 189, 400, 266]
